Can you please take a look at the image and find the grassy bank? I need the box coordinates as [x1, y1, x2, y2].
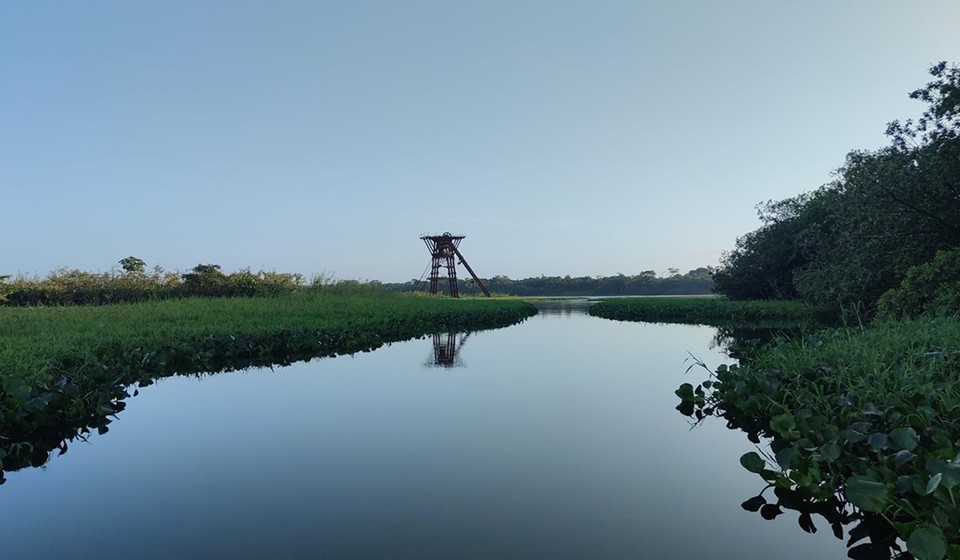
[679, 318, 960, 557]
[0, 293, 537, 480]
[587, 296, 822, 326]
[588, 295, 959, 554]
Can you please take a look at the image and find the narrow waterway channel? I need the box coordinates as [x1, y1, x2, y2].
[0, 302, 849, 559]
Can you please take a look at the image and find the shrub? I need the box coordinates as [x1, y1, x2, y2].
[876, 247, 960, 319]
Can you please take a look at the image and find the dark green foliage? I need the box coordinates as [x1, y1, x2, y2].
[887, 61, 960, 148]
[382, 269, 715, 297]
[679, 319, 960, 557]
[711, 193, 834, 301]
[710, 223, 802, 301]
[713, 62, 960, 314]
[877, 248, 960, 319]
[180, 263, 227, 294]
[695, 63, 960, 556]
[118, 256, 146, 274]
[791, 141, 960, 310]
[587, 296, 822, 326]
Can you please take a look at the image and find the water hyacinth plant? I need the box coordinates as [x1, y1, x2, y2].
[677, 319, 960, 559]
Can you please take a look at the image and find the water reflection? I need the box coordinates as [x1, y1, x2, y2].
[530, 297, 594, 317]
[0, 306, 852, 559]
[425, 332, 469, 368]
[0, 320, 524, 484]
[710, 323, 814, 361]
[739, 485, 904, 559]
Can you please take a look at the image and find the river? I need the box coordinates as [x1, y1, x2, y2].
[0, 301, 849, 559]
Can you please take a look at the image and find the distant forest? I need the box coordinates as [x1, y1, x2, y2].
[377, 267, 714, 297]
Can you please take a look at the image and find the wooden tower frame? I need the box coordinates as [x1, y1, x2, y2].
[420, 232, 491, 298]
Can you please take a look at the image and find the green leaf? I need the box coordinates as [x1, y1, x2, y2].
[896, 475, 919, 494]
[890, 427, 920, 451]
[770, 412, 796, 436]
[868, 432, 891, 452]
[819, 441, 841, 463]
[894, 450, 916, 467]
[776, 446, 798, 470]
[4, 379, 31, 400]
[845, 476, 889, 512]
[675, 383, 694, 400]
[926, 473, 943, 495]
[740, 452, 766, 474]
[907, 525, 947, 560]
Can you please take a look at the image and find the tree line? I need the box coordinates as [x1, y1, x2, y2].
[0, 260, 309, 305]
[377, 268, 714, 297]
[1, 259, 713, 305]
[712, 62, 960, 318]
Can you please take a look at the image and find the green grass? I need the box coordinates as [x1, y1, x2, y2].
[587, 296, 822, 326]
[0, 293, 537, 480]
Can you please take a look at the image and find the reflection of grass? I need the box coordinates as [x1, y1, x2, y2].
[0, 294, 537, 480]
[680, 318, 960, 556]
[587, 296, 820, 326]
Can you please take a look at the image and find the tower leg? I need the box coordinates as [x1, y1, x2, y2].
[445, 254, 459, 298]
[429, 255, 441, 294]
[451, 246, 491, 297]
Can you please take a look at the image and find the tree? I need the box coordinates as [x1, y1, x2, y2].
[181, 264, 227, 294]
[119, 256, 146, 275]
[714, 62, 960, 311]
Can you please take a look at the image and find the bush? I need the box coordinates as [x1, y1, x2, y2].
[876, 248, 960, 319]
[2, 260, 309, 306]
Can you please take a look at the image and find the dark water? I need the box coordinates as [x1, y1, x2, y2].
[0, 303, 848, 559]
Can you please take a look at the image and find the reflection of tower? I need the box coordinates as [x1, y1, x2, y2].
[425, 332, 470, 368]
[420, 233, 491, 298]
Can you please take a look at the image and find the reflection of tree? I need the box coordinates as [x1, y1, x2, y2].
[709, 324, 810, 362]
[530, 298, 592, 317]
[425, 333, 469, 368]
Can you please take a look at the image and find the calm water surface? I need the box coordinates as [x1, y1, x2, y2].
[0, 303, 849, 559]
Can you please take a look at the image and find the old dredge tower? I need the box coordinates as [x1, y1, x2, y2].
[419, 233, 490, 298]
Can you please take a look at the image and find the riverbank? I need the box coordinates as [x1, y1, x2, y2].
[591, 295, 960, 556]
[586, 296, 822, 326]
[685, 317, 960, 556]
[0, 293, 537, 480]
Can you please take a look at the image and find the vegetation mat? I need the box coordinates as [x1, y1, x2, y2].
[587, 296, 822, 326]
[0, 294, 537, 483]
[678, 318, 960, 559]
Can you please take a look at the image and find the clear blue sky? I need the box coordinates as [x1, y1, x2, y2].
[3, 2, 959, 282]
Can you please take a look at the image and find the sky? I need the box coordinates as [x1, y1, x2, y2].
[3, 1, 959, 282]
